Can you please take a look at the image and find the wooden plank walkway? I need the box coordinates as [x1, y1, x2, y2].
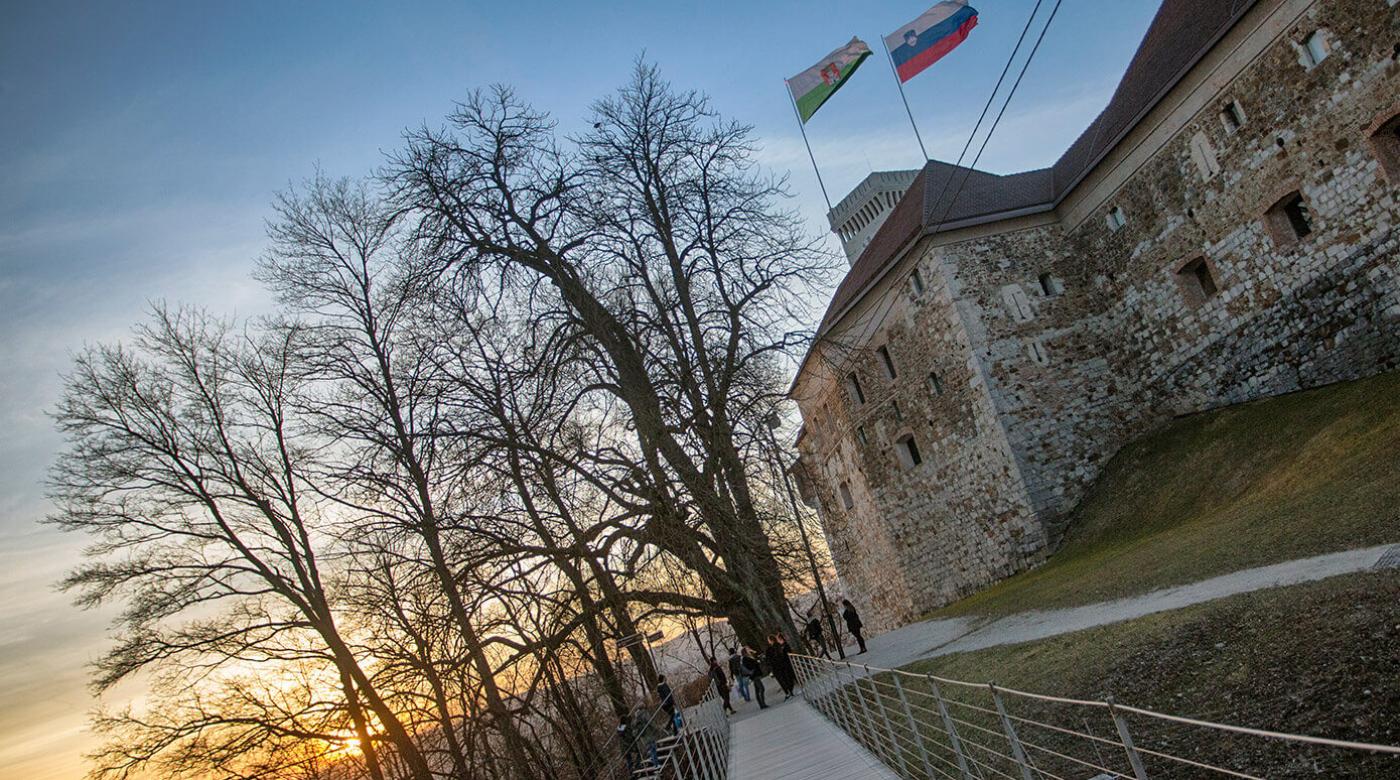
[726, 697, 899, 780]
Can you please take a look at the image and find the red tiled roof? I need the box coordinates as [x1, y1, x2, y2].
[813, 0, 1259, 336]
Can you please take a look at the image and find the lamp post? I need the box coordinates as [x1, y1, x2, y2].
[764, 412, 846, 660]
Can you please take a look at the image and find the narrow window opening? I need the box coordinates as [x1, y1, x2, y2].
[927, 372, 943, 396]
[891, 400, 903, 422]
[1037, 273, 1062, 296]
[1105, 206, 1127, 232]
[910, 267, 926, 296]
[877, 345, 897, 380]
[846, 372, 865, 405]
[856, 425, 868, 446]
[838, 482, 855, 511]
[895, 434, 923, 468]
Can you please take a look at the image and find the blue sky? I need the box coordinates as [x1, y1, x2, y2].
[0, 1, 1161, 775]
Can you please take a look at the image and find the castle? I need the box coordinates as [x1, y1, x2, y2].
[791, 0, 1400, 630]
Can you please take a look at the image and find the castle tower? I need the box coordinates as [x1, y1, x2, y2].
[828, 169, 920, 265]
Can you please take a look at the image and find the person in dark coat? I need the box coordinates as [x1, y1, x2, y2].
[656, 675, 681, 733]
[707, 656, 735, 714]
[727, 645, 750, 702]
[777, 632, 799, 692]
[629, 706, 660, 767]
[842, 598, 867, 654]
[765, 634, 795, 699]
[805, 615, 830, 659]
[740, 646, 768, 709]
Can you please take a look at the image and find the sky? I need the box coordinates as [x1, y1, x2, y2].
[0, 1, 1163, 776]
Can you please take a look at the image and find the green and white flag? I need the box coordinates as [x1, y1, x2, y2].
[787, 37, 872, 123]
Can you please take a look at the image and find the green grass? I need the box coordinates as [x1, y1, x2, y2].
[884, 572, 1400, 779]
[932, 370, 1400, 618]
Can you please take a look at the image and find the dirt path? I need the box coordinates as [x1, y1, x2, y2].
[843, 543, 1398, 671]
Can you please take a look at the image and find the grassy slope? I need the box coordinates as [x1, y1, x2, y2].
[898, 572, 1400, 778]
[934, 370, 1400, 618]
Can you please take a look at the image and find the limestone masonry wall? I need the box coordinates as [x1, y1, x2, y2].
[794, 0, 1400, 630]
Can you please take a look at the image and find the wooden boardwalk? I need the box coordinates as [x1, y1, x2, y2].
[726, 697, 899, 780]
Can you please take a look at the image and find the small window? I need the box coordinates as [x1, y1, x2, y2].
[838, 482, 855, 510]
[1220, 101, 1246, 133]
[1026, 341, 1050, 366]
[927, 372, 943, 395]
[856, 425, 868, 446]
[1301, 30, 1329, 68]
[894, 434, 923, 469]
[891, 400, 903, 421]
[1366, 110, 1400, 182]
[1264, 191, 1313, 246]
[1177, 256, 1219, 305]
[877, 345, 897, 380]
[846, 373, 866, 405]
[1037, 273, 1062, 296]
[910, 267, 926, 296]
[1105, 206, 1127, 232]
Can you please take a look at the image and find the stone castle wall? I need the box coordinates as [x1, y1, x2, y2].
[795, 0, 1400, 630]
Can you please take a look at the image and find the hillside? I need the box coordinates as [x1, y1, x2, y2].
[933, 369, 1400, 618]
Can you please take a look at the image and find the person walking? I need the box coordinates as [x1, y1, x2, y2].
[740, 646, 768, 709]
[618, 714, 639, 774]
[707, 656, 736, 714]
[656, 675, 681, 733]
[842, 598, 867, 654]
[805, 614, 830, 659]
[776, 632, 798, 694]
[629, 706, 661, 767]
[765, 634, 794, 700]
[727, 645, 751, 703]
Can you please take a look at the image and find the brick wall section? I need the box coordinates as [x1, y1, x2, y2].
[794, 0, 1400, 630]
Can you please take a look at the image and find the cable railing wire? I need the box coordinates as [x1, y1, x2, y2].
[790, 653, 1400, 780]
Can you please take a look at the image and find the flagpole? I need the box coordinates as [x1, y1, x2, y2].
[784, 81, 835, 213]
[884, 46, 930, 161]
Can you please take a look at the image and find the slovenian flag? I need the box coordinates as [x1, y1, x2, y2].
[885, 1, 980, 83]
[787, 37, 873, 124]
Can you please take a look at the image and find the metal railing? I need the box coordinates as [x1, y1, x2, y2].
[652, 691, 730, 780]
[594, 690, 731, 780]
[791, 654, 1400, 779]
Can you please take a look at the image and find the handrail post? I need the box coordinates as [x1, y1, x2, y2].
[1107, 696, 1150, 780]
[990, 683, 1035, 780]
[841, 662, 877, 752]
[677, 702, 704, 780]
[867, 665, 912, 776]
[893, 674, 937, 780]
[830, 661, 858, 736]
[815, 658, 839, 724]
[695, 699, 717, 780]
[929, 678, 973, 780]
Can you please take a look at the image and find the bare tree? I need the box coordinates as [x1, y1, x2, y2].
[48, 307, 434, 779]
[255, 175, 537, 777]
[388, 62, 837, 647]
